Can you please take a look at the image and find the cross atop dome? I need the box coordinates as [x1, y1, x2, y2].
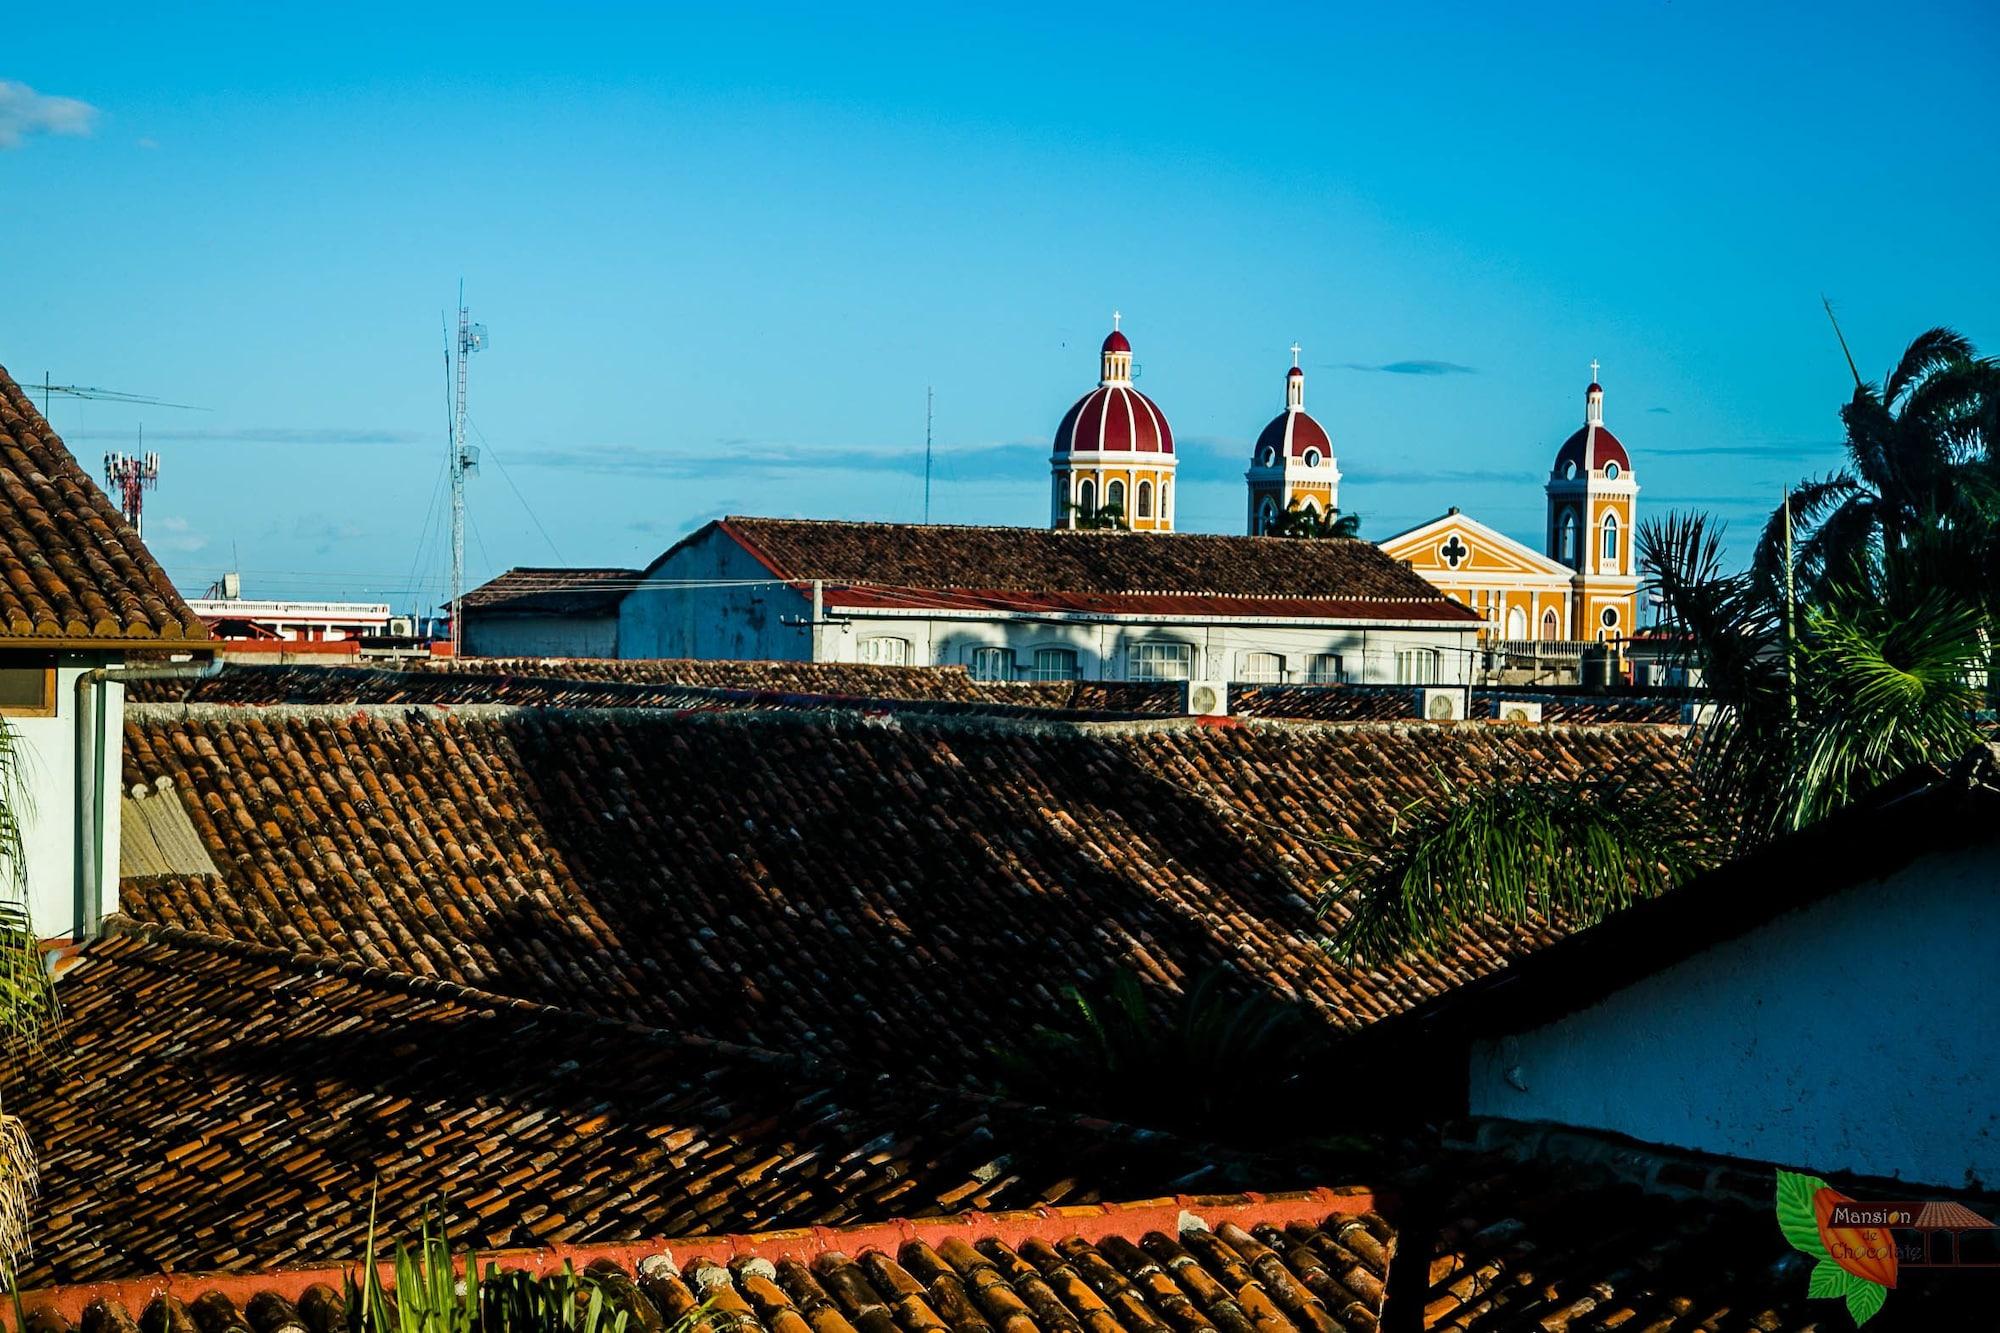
[1590, 357, 1600, 382]
[1112, 309, 1121, 330]
[1291, 342, 1302, 368]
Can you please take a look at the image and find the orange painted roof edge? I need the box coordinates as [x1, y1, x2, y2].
[12, 1187, 1378, 1324]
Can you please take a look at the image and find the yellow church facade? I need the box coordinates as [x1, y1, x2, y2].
[1379, 371, 1641, 645]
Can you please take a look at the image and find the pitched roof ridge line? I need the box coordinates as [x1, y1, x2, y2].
[89, 920, 1243, 1155]
[122, 699, 1176, 735]
[8, 1186, 1380, 1323]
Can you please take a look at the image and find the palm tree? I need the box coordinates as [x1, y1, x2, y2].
[1269, 502, 1361, 539]
[1752, 322, 2000, 605]
[1063, 499, 1127, 531]
[1325, 508, 1991, 962]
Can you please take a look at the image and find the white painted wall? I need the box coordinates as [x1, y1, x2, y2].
[1469, 841, 2000, 1190]
[11, 657, 124, 939]
[620, 526, 1477, 683]
[465, 614, 620, 659]
[817, 610, 1476, 685]
[620, 529, 813, 661]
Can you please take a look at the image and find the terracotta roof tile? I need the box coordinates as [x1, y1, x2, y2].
[13, 929, 1283, 1288]
[694, 519, 1477, 624]
[120, 707, 1688, 1081]
[460, 568, 644, 616]
[0, 366, 206, 643]
[13, 1104, 1990, 1330]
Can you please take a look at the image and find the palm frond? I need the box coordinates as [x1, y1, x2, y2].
[1321, 771, 1707, 965]
[1883, 327, 1975, 410]
[1748, 474, 1860, 588]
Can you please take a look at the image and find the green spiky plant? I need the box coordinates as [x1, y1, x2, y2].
[1063, 499, 1128, 531]
[344, 1195, 705, 1333]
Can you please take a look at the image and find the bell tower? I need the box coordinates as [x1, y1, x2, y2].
[1245, 344, 1340, 533]
[1545, 361, 1639, 640]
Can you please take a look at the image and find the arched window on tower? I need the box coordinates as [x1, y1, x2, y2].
[1106, 478, 1126, 515]
[1161, 479, 1172, 525]
[1258, 496, 1275, 534]
[1078, 477, 1096, 522]
[1601, 512, 1620, 567]
[1136, 480, 1153, 519]
[1541, 607, 1560, 640]
[1559, 508, 1580, 564]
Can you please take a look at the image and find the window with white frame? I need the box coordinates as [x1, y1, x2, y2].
[1395, 648, 1441, 684]
[1237, 651, 1283, 683]
[1031, 646, 1079, 681]
[969, 646, 1014, 682]
[1106, 478, 1126, 514]
[858, 635, 911, 666]
[1600, 512, 1620, 566]
[1136, 479, 1153, 518]
[1129, 641, 1193, 681]
[1307, 653, 1344, 684]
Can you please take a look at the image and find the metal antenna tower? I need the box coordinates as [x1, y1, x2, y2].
[923, 385, 934, 524]
[104, 424, 161, 535]
[449, 289, 488, 656]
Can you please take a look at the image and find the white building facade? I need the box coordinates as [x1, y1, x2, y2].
[620, 518, 1481, 686]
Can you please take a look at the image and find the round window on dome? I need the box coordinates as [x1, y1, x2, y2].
[1303, 449, 1321, 468]
[1604, 461, 1621, 479]
[1260, 446, 1277, 467]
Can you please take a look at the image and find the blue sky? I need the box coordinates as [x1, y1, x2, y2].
[4, 2, 1997, 607]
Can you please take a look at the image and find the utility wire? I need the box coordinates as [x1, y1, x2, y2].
[467, 417, 565, 563]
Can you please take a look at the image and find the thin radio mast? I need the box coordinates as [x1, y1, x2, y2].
[923, 385, 934, 524]
[449, 285, 487, 656]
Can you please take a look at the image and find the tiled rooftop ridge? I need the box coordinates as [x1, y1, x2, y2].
[710, 516, 1472, 613]
[118, 704, 1689, 1082]
[0, 365, 208, 643]
[9, 1188, 1383, 1329]
[19, 926, 1329, 1287]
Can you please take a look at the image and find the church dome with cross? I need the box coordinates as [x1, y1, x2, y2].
[1050, 313, 1179, 532]
[1551, 362, 1632, 479]
[1053, 314, 1174, 457]
[1244, 345, 1341, 535]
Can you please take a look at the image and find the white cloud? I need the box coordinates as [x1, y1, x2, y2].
[0, 79, 99, 149]
[146, 515, 209, 555]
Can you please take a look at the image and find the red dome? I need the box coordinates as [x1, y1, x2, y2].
[1253, 408, 1333, 462]
[1102, 329, 1131, 354]
[1287, 365, 1304, 378]
[1055, 385, 1174, 454]
[1552, 424, 1631, 476]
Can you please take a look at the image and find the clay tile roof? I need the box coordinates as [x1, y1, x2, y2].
[119, 706, 1689, 1083]
[13, 927, 1288, 1288]
[699, 518, 1477, 623]
[120, 660, 1159, 720]
[458, 567, 643, 616]
[0, 365, 206, 643]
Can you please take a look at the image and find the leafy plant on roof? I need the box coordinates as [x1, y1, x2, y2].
[990, 966, 1334, 1139]
[1268, 503, 1362, 540]
[1325, 323, 1998, 962]
[343, 1194, 707, 1333]
[0, 717, 60, 1284]
[1063, 499, 1128, 530]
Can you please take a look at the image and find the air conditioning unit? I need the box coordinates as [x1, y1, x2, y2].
[1497, 700, 1543, 725]
[386, 615, 417, 638]
[1183, 679, 1230, 717]
[1419, 687, 1469, 722]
